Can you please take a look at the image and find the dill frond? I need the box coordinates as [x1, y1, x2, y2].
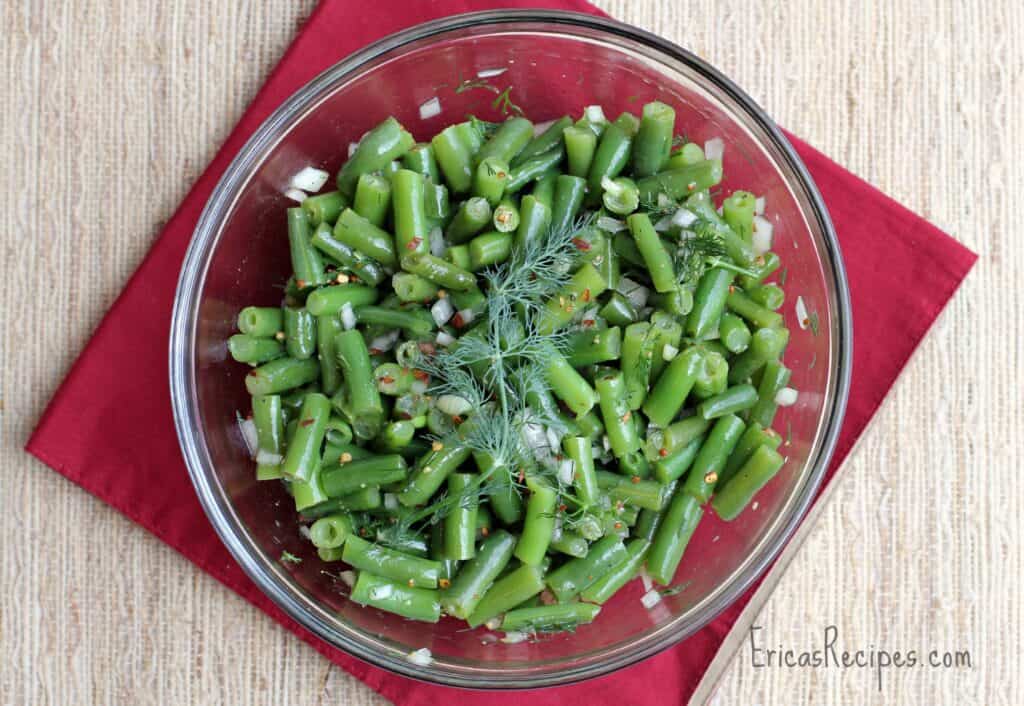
[674, 220, 727, 287]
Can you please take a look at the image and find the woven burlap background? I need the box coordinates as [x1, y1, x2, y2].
[2, 1, 1019, 704]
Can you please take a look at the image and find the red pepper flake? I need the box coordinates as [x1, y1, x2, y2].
[630, 475, 641, 484]
[439, 578, 451, 589]
[247, 370, 259, 377]
[451, 312, 465, 328]
[621, 410, 632, 422]
[613, 521, 623, 530]
[379, 375, 395, 384]
[368, 348, 381, 356]
[728, 285, 736, 293]
[406, 236, 423, 251]
[658, 447, 669, 457]
[296, 279, 307, 288]
[452, 415, 464, 425]
[582, 318, 596, 328]
[412, 369, 430, 382]
[802, 318, 811, 328]
[581, 288, 592, 303]
[480, 527, 490, 537]
[517, 468, 526, 483]
[572, 237, 591, 251]
[558, 504, 568, 512]
[300, 418, 314, 427]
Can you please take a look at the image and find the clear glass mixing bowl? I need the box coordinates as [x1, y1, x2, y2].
[170, 10, 852, 689]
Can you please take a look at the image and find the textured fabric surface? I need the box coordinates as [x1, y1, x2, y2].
[1, 2, 1017, 705]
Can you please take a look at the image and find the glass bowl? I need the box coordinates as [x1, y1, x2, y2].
[170, 10, 852, 689]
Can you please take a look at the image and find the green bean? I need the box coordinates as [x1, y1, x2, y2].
[651, 415, 711, 457]
[443, 473, 479, 561]
[565, 326, 622, 367]
[332, 329, 384, 440]
[628, 213, 676, 292]
[653, 436, 703, 483]
[536, 263, 606, 334]
[492, 197, 520, 233]
[475, 451, 523, 525]
[545, 349, 598, 417]
[309, 513, 353, 549]
[324, 416, 353, 446]
[648, 310, 683, 380]
[719, 422, 781, 488]
[466, 562, 547, 628]
[282, 307, 316, 360]
[621, 322, 654, 410]
[302, 190, 348, 226]
[343, 534, 442, 589]
[441, 529, 516, 619]
[685, 191, 755, 268]
[692, 348, 728, 400]
[468, 231, 513, 270]
[595, 369, 641, 459]
[686, 267, 733, 339]
[646, 485, 702, 585]
[727, 326, 789, 384]
[287, 208, 329, 288]
[599, 292, 637, 327]
[514, 195, 550, 255]
[642, 347, 702, 428]
[514, 477, 557, 566]
[392, 169, 430, 255]
[505, 147, 565, 193]
[502, 601, 601, 633]
[392, 273, 438, 304]
[545, 535, 627, 602]
[649, 288, 694, 319]
[477, 117, 533, 165]
[400, 252, 476, 291]
[575, 410, 604, 440]
[723, 190, 756, 242]
[228, 334, 284, 364]
[472, 157, 510, 207]
[446, 197, 492, 244]
[336, 485, 382, 511]
[372, 362, 412, 396]
[719, 312, 752, 354]
[375, 420, 416, 453]
[725, 289, 784, 330]
[586, 122, 632, 204]
[304, 284, 379, 317]
[445, 244, 471, 271]
[352, 173, 391, 227]
[238, 307, 283, 338]
[683, 413, 746, 504]
[712, 445, 785, 521]
[432, 123, 476, 195]
[252, 394, 284, 456]
[580, 538, 650, 604]
[531, 171, 557, 209]
[398, 441, 471, 507]
[636, 160, 723, 203]
[355, 305, 434, 337]
[350, 571, 440, 622]
[747, 283, 785, 311]
[310, 223, 387, 287]
[564, 125, 597, 178]
[337, 117, 414, 197]
[667, 142, 705, 168]
[601, 176, 640, 215]
[424, 181, 451, 229]
[291, 466, 329, 511]
[596, 471, 671, 511]
[593, 229, 620, 291]
[739, 252, 781, 289]
[315, 315, 343, 396]
[550, 530, 589, 558]
[698, 384, 758, 419]
[245, 357, 320, 396]
[281, 393, 331, 481]
[332, 208, 397, 267]
[550, 174, 587, 234]
[402, 142, 441, 183]
[748, 360, 792, 428]
[632, 101, 676, 177]
[321, 454, 407, 497]
[514, 115, 571, 166]
[620, 450, 652, 479]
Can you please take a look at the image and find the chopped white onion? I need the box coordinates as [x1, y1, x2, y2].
[551, 514, 563, 542]
[657, 193, 673, 209]
[640, 569, 654, 593]
[775, 387, 799, 406]
[662, 343, 679, 361]
[484, 617, 503, 631]
[406, 648, 433, 666]
[602, 435, 612, 453]
[616, 277, 649, 309]
[596, 215, 627, 233]
[584, 105, 607, 125]
[522, 422, 549, 454]
[431, 297, 455, 326]
[546, 426, 562, 453]
[755, 196, 766, 215]
[428, 225, 446, 257]
[437, 394, 472, 416]
[384, 493, 399, 510]
[298, 524, 312, 540]
[339, 570, 356, 588]
[369, 329, 401, 353]
[501, 631, 529, 644]
[411, 379, 429, 394]
[795, 296, 809, 330]
[347, 142, 360, 157]
[653, 215, 675, 232]
[340, 302, 357, 330]
[532, 118, 556, 136]
[641, 588, 663, 609]
[256, 450, 283, 466]
[752, 215, 774, 255]
[418, 96, 442, 121]
[557, 457, 575, 486]
[477, 67, 507, 78]
[703, 137, 725, 161]
[238, 417, 258, 458]
[283, 187, 308, 204]
[456, 308, 476, 326]
[290, 166, 330, 193]
[671, 208, 698, 228]
[436, 331, 456, 347]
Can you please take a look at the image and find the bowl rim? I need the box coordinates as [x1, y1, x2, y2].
[170, 8, 852, 689]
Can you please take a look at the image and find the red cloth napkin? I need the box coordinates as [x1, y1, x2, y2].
[27, 0, 976, 703]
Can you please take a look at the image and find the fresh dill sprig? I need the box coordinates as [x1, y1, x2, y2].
[491, 86, 524, 117]
[658, 580, 692, 597]
[673, 220, 728, 287]
[468, 115, 500, 141]
[280, 551, 302, 565]
[454, 76, 500, 95]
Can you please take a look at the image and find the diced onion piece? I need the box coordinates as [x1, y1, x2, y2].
[522, 422, 549, 454]
[662, 343, 679, 361]
[298, 524, 312, 540]
[369, 329, 401, 353]
[616, 277, 649, 309]
[284, 188, 308, 204]
[484, 617, 503, 631]
[501, 631, 528, 644]
[428, 225, 446, 257]
[437, 394, 472, 416]
[419, 97, 442, 121]
[406, 648, 433, 666]
[557, 457, 575, 486]
[339, 570, 356, 587]
[703, 137, 725, 161]
[456, 308, 476, 326]
[384, 493, 399, 510]
[340, 302, 357, 330]
[752, 215, 774, 255]
[477, 67, 507, 78]
[256, 450, 283, 465]
[431, 297, 455, 326]
[545, 426, 562, 453]
[436, 331, 456, 347]
[551, 515, 563, 542]
[238, 417, 258, 458]
[641, 588, 663, 609]
[795, 296, 809, 330]
[755, 196, 766, 215]
[775, 387, 799, 407]
[411, 380, 429, 394]
[290, 166, 330, 193]
[584, 105, 607, 124]
[656, 193, 673, 209]
[532, 118, 556, 136]
[602, 435, 612, 453]
[653, 215, 675, 232]
[640, 569, 654, 593]
[671, 208, 698, 228]
[596, 215, 627, 233]
[347, 142, 359, 157]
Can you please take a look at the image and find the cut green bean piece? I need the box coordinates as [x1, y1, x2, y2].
[281, 393, 331, 481]
[238, 307, 283, 338]
[719, 422, 781, 488]
[466, 562, 547, 628]
[513, 115, 571, 166]
[302, 190, 348, 226]
[646, 485, 702, 585]
[501, 602, 601, 633]
[343, 535, 442, 589]
[442, 529, 516, 619]
[468, 231, 513, 270]
[333, 208, 397, 267]
[712, 445, 785, 521]
[245, 357, 320, 396]
[443, 473, 479, 561]
[636, 160, 723, 203]
[392, 169, 430, 255]
[398, 441, 472, 506]
[350, 571, 440, 622]
[229, 335, 284, 364]
[337, 117, 415, 197]
[545, 535, 627, 602]
[633, 101, 676, 178]
[698, 384, 758, 419]
[514, 477, 557, 566]
[321, 454, 408, 497]
[565, 326, 622, 368]
[309, 513, 352, 549]
[352, 173, 391, 227]
[332, 329, 384, 440]
[683, 413, 746, 504]
[287, 208, 329, 288]
[580, 538, 650, 604]
[748, 360, 792, 428]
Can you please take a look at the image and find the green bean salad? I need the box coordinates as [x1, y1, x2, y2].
[231, 102, 798, 640]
